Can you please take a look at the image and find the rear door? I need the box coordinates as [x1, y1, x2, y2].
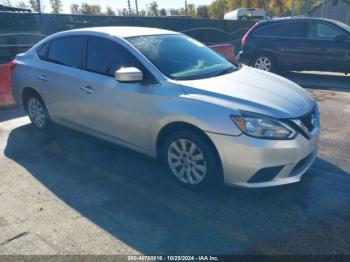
[306, 21, 350, 72]
[34, 35, 87, 124]
[253, 21, 309, 69]
[275, 21, 310, 69]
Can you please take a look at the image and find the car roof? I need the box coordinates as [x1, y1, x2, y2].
[62, 26, 180, 38]
[259, 17, 339, 25]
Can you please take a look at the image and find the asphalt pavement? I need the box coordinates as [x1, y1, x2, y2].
[0, 88, 349, 255]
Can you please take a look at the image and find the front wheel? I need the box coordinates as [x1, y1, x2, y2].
[163, 130, 221, 189]
[251, 53, 276, 73]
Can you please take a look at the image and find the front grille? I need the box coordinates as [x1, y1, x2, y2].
[287, 107, 318, 139]
[300, 108, 316, 132]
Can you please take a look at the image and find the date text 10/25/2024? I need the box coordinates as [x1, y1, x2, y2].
[127, 256, 219, 261]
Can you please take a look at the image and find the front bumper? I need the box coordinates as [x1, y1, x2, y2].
[206, 129, 319, 188]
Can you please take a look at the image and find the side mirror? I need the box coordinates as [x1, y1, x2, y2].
[335, 35, 347, 42]
[115, 67, 143, 83]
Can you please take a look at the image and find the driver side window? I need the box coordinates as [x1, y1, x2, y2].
[86, 36, 140, 77]
[308, 22, 342, 39]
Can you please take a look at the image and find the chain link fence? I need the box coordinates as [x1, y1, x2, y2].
[0, 12, 254, 64]
[0, 32, 45, 63]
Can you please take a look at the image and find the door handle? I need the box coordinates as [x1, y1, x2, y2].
[37, 75, 48, 81]
[80, 85, 95, 94]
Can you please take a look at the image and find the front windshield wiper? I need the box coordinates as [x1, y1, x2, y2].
[215, 66, 236, 76]
[174, 75, 206, 80]
[174, 66, 237, 80]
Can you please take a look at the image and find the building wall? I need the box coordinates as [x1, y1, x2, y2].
[309, 0, 350, 25]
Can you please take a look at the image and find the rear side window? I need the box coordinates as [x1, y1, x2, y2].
[47, 36, 86, 69]
[308, 22, 343, 39]
[36, 41, 50, 60]
[254, 22, 307, 38]
[86, 36, 141, 77]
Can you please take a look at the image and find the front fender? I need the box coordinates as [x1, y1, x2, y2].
[149, 94, 242, 156]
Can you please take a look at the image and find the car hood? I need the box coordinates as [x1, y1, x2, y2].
[178, 66, 315, 119]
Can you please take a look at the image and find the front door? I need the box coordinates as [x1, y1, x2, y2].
[75, 36, 159, 152]
[306, 21, 350, 72]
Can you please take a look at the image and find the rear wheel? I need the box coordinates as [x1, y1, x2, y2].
[163, 130, 221, 189]
[251, 53, 276, 73]
[25, 93, 51, 131]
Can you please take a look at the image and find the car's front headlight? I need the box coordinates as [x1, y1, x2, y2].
[231, 112, 296, 140]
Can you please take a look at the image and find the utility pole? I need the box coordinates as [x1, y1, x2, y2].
[127, 0, 131, 15]
[135, 0, 139, 16]
[291, 0, 295, 17]
[321, 0, 326, 18]
[185, 0, 188, 16]
[263, 0, 268, 19]
[37, 0, 41, 13]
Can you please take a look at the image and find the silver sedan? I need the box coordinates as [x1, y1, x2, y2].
[12, 27, 320, 189]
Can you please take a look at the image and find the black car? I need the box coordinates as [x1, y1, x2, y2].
[239, 17, 350, 74]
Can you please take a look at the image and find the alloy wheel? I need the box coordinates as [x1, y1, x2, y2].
[167, 138, 207, 184]
[254, 56, 272, 71]
[28, 97, 46, 128]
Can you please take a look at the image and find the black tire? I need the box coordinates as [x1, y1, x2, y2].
[25, 92, 52, 131]
[162, 130, 222, 190]
[250, 52, 277, 73]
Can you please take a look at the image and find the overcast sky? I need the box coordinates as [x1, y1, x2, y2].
[9, 0, 214, 13]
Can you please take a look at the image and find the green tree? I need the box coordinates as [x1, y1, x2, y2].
[159, 8, 167, 16]
[227, 0, 265, 10]
[208, 0, 227, 19]
[196, 5, 209, 18]
[268, 0, 284, 16]
[226, 0, 240, 10]
[169, 7, 188, 16]
[16, 1, 29, 9]
[241, 0, 250, 7]
[122, 7, 128, 16]
[70, 3, 80, 14]
[298, 0, 311, 15]
[29, 0, 42, 12]
[187, 3, 196, 17]
[139, 9, 147, 16]
[81, 3, 90, 14]
[50, 0, 62, 14]
[147, 1, 159, 16]
[105, 6, 115, 16]
[0, 0, 11, 6]
[117, 8, 129, 16]
[179, 7, 187, 15]
[81, 3, 101, 15]
[169, 8, 180, 15]
[250, 0, 265, 8]
[91, 5, 101, 15]
[222, 0, 322, 18]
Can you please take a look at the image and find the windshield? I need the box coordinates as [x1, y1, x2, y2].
[127, 34, 236, 80]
